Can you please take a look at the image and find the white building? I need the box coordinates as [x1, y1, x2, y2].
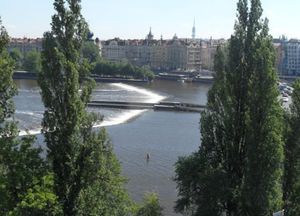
[101, 39, 126, 63]
[285, 39, 300, 76]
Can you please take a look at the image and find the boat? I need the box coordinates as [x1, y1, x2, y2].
[193, 75, 214, 83]
[157, 73, 187, 80]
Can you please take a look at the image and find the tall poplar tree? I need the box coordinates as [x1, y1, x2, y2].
[241, 6, 283, 216]
[283, 80, 300, 216]
[38, 1, 131, 215]
[175, 0, 283, 215]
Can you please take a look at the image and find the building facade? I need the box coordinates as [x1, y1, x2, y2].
[101, 29, 218, 72]
[166, 35, 188, 70]
[187, 41, 201, 71]
[285, 39, 300, 76]
[101, 39, 127, 63]
[8, 37, 43, 54]
[273, 38, 300, 76]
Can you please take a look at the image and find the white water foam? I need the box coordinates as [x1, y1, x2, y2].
[16, 111, 43, 136]
[93, 89, 123, 92]
[19, 128, 42, 136]
[18, 89, 39, 93]
[18, 83, 165, 135]
[111, 83, 165, 103]
[94, 110, 146, 127]
[16, 110, 43, 117]
[94, 83, 165, 127]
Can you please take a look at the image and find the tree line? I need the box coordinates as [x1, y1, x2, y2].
[93, 60, 155, 81]
[9, 39, 155, 81]
[9, 48, 42, 73]
[80, 40, 155, 81]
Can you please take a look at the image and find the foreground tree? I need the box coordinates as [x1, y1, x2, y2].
[135, 192, 163, 216]
[0, 18, 49, 214]
[283, 80, 300, 216]
[175, 46, 230, 216]
[175, 0, 283, 215]
[10, 174, 62, 215]
[38, 1, 131, 215]
[241, 8, 283, 216]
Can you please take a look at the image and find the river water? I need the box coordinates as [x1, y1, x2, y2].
[13, 79, 211, 215]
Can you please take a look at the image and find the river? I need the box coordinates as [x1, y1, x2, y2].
[13, 79, 211, 215]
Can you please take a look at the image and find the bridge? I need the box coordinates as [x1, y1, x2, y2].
[88, 101, 206, 112]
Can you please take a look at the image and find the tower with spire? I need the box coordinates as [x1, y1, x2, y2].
[192, 18, 196, 39]
[146, 27, 154, 41]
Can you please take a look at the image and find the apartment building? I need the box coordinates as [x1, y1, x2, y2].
[285, 39, 300, 76]
[101, 39, 127, 63]
[101, 30, 212, 72]
[8, 37, 43, 54]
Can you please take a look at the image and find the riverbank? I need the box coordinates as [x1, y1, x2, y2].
[13, 71, 149, 83]
[156, 72, 214, 83]
[13, 71, 215, 84]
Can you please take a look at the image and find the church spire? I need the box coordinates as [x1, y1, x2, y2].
[146, 27, 154, 40]
[192, 18, 196, 39]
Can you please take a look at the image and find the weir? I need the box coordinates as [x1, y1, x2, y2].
[88, 100, 206, 112]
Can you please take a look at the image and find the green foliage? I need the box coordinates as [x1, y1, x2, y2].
[39, 1, 132, 215]
[175, 1, 283, 215]
[241, 18, 283, 216]
[0, 19, 9, 50]
[9, 174, 62, 216]
[0, 135, 48, 213]
[175, 47, 230, 216]
[175, 152, 225, 215]
[9, 48, 23, 70]
[135, 192, 163, 216]
[81, 41, 100, 63]
[76, 128, 133, 216]
[23, 50, 41, 73]
[39, 1, 93, 213]
[283, 79, 300, 216]
[78, 58, 94, 85]
[93, 60, 155, 81]
[0, 18, 50, 215]
[0, 20, 14, 122]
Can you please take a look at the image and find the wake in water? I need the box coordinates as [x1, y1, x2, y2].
[18, 83, 165, 135]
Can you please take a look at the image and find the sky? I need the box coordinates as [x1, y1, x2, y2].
[0, 0, 299, 40]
